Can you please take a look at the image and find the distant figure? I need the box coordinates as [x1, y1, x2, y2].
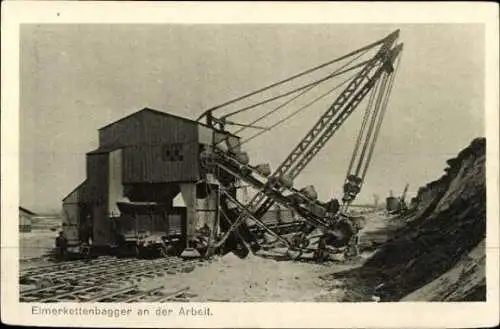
[55, 231, 68, 260]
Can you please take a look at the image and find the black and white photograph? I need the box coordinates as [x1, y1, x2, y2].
[2, 2, 499, 328]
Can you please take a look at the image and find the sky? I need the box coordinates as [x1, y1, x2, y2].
[20, 24, 485, 213]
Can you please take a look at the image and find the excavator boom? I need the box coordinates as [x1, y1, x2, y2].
[199, 30, 403, 254]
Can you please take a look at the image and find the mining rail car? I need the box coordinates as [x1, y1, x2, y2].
[112, 202, 186, 257]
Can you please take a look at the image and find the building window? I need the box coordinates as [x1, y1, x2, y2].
[162, 143, 184, 162]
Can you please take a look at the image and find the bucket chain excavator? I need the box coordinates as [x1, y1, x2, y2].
[197, 30, 403, 260]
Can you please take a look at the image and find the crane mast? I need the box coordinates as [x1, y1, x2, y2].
[253, 34, 402, 218]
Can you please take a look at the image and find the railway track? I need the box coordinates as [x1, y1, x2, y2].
[20, 257, 176, 286]
[22, 281, 192, 303]
[20, 257, 205, 302]
[20, 256, 142, 281]
[20, 255, 122, 273]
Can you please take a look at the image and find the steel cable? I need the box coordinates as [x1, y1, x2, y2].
[237, 69, 363, 148]
[221, 59, 370, 120]
[196, 36, 387, 121]
[361, 53, 402, 181]
[353, 72, 390, 177]
[231, 50, 371, 135]
[345, 75, 381, 178]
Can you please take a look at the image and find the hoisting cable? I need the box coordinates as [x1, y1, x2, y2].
[360, 54, 402, 181]
[196, 35, 389, 122]
[221, 58, 371, 120]
[215, 36, 401, 151]
[341, 51, 402, 213]
[269, 48, 399, 182]
[284, 55, 395, 181]
[216, 67, 363, 154]
[231, 49, 371, 135]
[223, 120, 268, 130]
[356, 47, 403, 179]
[340, 69, 390, 213]
[345, 75, 381, 178]
[232, 82, 319, 135]
[353, 72, 390, 177]
[236, 68, 362, 148]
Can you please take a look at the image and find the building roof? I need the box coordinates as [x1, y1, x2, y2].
[19, 207, 36, 216]
[98, 107, 238, 138]
[62, 180, 88, 202]
[87, 145, 123, 155]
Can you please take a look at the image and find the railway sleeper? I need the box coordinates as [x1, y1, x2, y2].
[41, 285, 137, 303]
[20, 259, 204, 301]
[20, 258, 139, 280]
[22, 258, 184, 287]
[20, 256, 118, 274]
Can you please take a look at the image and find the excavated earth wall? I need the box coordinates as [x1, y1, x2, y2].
[334, 137, 486, 301]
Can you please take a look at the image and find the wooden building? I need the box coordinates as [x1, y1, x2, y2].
[19, 207, 35, 232]
[62, 108, 240, 251]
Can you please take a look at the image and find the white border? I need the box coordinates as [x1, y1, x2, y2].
[1, 2, 499, 328]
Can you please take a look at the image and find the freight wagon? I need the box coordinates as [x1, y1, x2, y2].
[61, 187, 188, 257]
[112, 202, 186, 257]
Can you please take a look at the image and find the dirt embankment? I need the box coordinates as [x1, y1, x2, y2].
[330, 137, 487, 301]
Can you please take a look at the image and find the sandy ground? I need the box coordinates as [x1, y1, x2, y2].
[138, 210, 391, 302]
[139, 252, 362, 302]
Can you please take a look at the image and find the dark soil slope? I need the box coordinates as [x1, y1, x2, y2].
[335, 138, 486, 301]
